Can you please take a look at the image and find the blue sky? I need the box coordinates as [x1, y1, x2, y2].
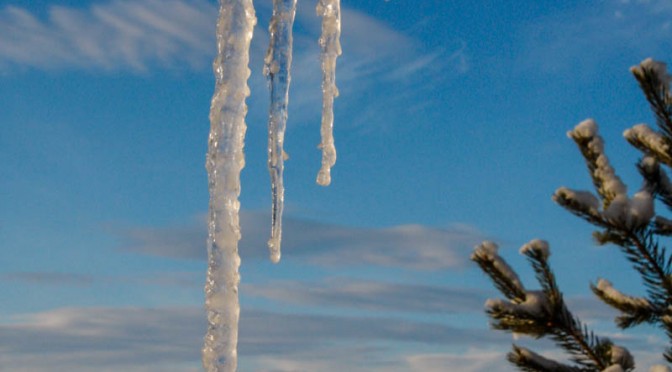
[2, 0, 672, 370]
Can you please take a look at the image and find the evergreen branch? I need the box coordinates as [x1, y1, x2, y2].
[630, 59, 672, 139]
[521, 241, 563, 312]
[622, 230, 672, 307]
[653, 216, 672, 236]
[508, 345, 583, 372]
[477, 240, 617, 371]
[590, 279, 655, 328]
[553, 187, 609, 228]
[472, 242, 526, 301]
[625, 125, 672, 167]
[567, 120, 627, 209]
[638, 157, 672, 211]
[548, 306, 611, 370]
[665, 349, 672, 363]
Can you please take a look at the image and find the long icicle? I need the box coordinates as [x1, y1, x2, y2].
[202, 1, 256, 371]
[316, 0, 341, 186]
[265, 0, 298, 263]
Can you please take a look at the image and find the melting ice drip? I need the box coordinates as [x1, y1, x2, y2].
[204, 0, 342, 370]
[265, 0, 298, 263]
[316, 0, 341, 187]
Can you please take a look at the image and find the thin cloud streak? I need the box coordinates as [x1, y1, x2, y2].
[115, 211, 486, 270]
[1, 271, 94, 286]
[246, 278, 487, 314]
[518, 0, 672, 73]
[0, 0, 216, 71]
[0, 306, 508, 371]
[2, 304, 663, 371]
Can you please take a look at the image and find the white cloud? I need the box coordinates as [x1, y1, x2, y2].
[115, 211, 486, 270]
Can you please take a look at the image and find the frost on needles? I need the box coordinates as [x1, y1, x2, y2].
[472, 58, 672, 372]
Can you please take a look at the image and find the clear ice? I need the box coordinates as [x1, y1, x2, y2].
[264, 0, 298, 264]
[316, 0, 342, 186]
[202, 0, 256, 371]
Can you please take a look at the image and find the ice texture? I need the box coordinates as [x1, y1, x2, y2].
[203, 1, 256, 371]
[264, 0, 298, 264]
[316, 0, 342, 186]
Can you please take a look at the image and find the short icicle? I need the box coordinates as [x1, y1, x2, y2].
[202, 0, 256, 371]
[316, 0, 341, 186]
[264, 0, 298, 264]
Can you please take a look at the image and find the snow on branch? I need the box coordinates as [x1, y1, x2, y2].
[592, 279, 651, 316]
[624, 124, 672, 166]
[631, 58, 672, 138]
[567, 119, 627, 208]
[472, 241, 526, 301]
[639, 157, 672, 210]
[507, 345, 580, 372]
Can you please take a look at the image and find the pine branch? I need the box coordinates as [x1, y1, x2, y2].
[590, 279, 655, 328]
[567, 121, 627, 209]
[549, 306, 611, 370]
[625, 126, 672, 167]
[553, 187, 609, 228]
[475, 241, 620, 371]
[638, 157, 672, 211]
[630, 59, 672, 139]
[508, 345, 583, 372]
[472, 241, 526, 301]
[621, 230, 672, 308]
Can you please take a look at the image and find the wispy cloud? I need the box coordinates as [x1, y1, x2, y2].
[0, 0, 216, 71]
[4, 304, 664, 371]
[0, 0, 466, 78]
[115, 211, 485, 270]
[518, 0, 672, 73]
[1, 271, 94, 286]
[0, 306, 507, 371]
[404, 350, 515, 372]
[246, 278, 486, 314]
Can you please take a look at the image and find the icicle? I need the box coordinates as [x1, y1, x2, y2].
[202, 1, 256, 371]
[264, 0, 298, 264]
[316, 0, 342, 186]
